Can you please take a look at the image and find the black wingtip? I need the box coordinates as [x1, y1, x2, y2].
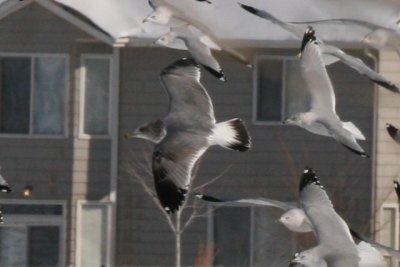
[195, 193, 224, 202]
[0, 184, 11, 193]
[202, 65, 227, 82]
[238, 3, 258, 15]
[341, 144, 369, 158]
[300, 26, 316, 53]
[299, 167, 321, 191]
[386, 123, 399, 141]
[157, 182, 187, 214]
[373, 80, 400, 94]
[393, 181, 400, 200]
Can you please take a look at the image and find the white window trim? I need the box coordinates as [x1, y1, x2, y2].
[379, 203, 399, 249]
[252, 55, 297, 126]
[75, 200, 112, 267]
[0, 199, 67, 267]
[0, 53, 70, 139]
[79, 54, 112, 139]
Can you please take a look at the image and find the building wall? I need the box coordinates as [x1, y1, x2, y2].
[0, 3, 112, 266]
[375, 50, 400, 241]
[117, 48, 375, 266]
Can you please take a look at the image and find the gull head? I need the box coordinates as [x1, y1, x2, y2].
[289, 249, 319, 267]
[155, 31, 177, 47]
[143, 6, 172, 24]
[362, 30, 389, 49]
[283, 113, 307, 126]
[124, 120, 166, 144]
[279, 209, 312, 233]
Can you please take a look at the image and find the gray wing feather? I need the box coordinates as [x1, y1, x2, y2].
[301, 183, 359, 264]
[288, 18, 379, 31]
[160, 59, 215, 128]
[301, 41, 336, 113]
[154, 133, 208, 189]
[321, 45, 400, 93]
[216, 198, 294, 210]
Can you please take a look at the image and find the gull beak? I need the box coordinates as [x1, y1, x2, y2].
[282, 119, 289, 125]
[297, 52, 302, 58]
[142, 16, 149, 23]
[124, 132, 136, 139]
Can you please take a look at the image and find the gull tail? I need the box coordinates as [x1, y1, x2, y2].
[212, 118, 251, 152]
[343, 122, 365, 140]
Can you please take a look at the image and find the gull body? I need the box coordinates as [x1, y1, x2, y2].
[285, 27, 368, 157]
[125, 58, 250, 213]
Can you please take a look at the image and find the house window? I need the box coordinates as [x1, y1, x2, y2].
[254, 57, 309, 124]
[209, 205, 295, 266]
[76, 201, 111, 267]
[0, 200, 66, 267]
[380, 204, 399, 267]
[80, 55, 111, 137]
[0, 55, 67, 135]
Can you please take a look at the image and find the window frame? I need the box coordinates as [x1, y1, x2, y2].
[252, 55, 299, 126]
[207, 202, 296, 267]
[79, 54, 112, 139]
[0, 53, 69, 139]
[75, 200, 113, 267]
[379, 203, 399, 267]
[0, 199, 67, 267]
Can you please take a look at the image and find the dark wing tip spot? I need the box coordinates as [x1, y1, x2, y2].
[299, 166, 321, 191]
[238, 3, 258, 15]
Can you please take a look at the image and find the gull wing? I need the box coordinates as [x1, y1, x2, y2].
[153, 139, 207, 213]
[351, 229, 400, 261]
[300, 168, 359, 266]
[160, 58, 215, 126]
[301, 40, 336, 113]
[0, 171, 11, 193]
[386, 123, 400, 143]
[195, 194, 294, 210]
[321, 45, 400, 93]
[238, 3, 302, 38]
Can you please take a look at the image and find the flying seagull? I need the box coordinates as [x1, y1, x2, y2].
[386, 123, 400, 143]
[125, 58, 251, 213]
[286, 18, 400, 58]
[290, 167, 361, 267]
[283, 27, 368, 157]
[0, 171, 11, 193]
[238, 3, 400, 94]
[156, 25, 229, 81]
[144, 0, 252, 81]
[197, 189, 400, 261]
[195, 193, 312, 232]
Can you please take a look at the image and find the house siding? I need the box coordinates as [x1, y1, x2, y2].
[0, 3, 112, 266]
[375, 50, 400, 245]
[118, 48, 374, 266]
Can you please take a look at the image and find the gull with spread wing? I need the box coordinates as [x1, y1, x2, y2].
[238, 3, 400, 94]
[144, 0, 252, 81]
[290, 167, 385, 267]
[125, 58, 251, 213]
[284, 26, 368, 157]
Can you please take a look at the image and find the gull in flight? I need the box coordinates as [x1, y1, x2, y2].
[144, 0, 252, 81]
[386, 123, 400, 144]
[284, 27, 368, 157]
[286, 17, 400, 58]
[0, 170, 11, 224]
[238, 3, 400, 94]
[125, 58, 251, 213]
[289, 167, 386, 267]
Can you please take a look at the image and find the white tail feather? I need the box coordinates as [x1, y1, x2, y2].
[210, 119, 250, 152]
[343, 122, 366, 140]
